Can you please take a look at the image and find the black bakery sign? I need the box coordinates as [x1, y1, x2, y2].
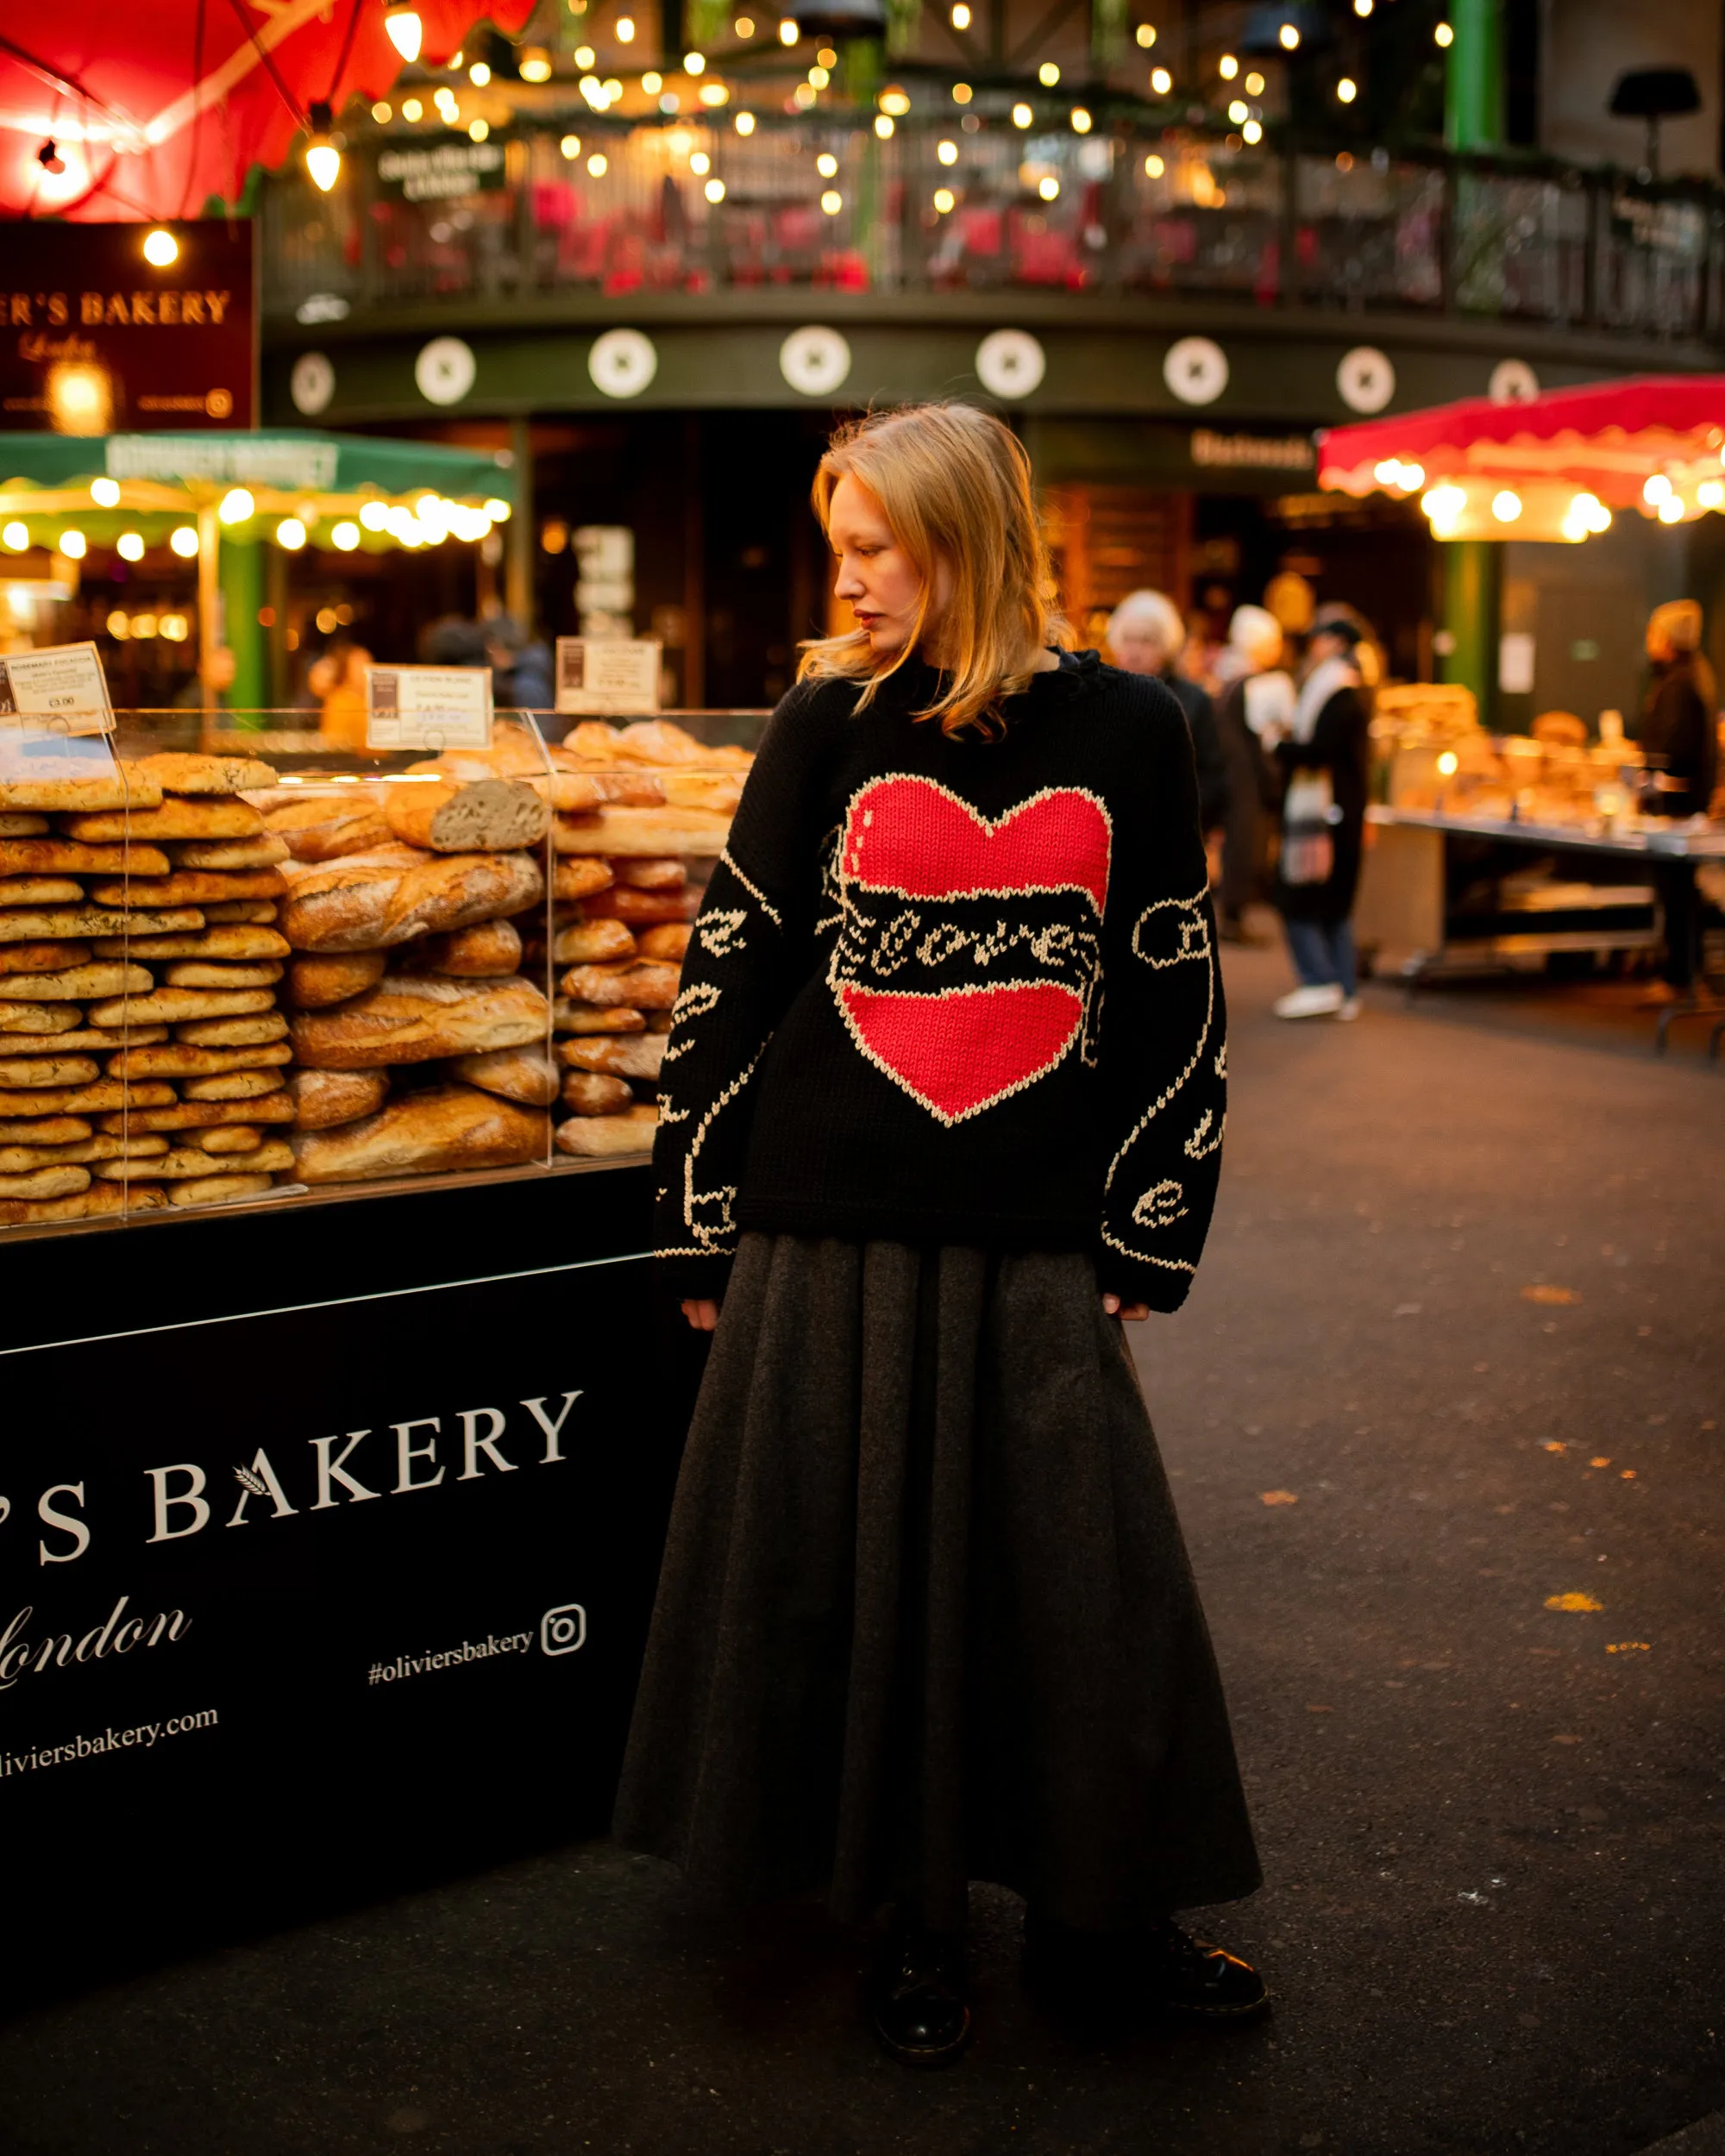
[0, 218, 254, 435]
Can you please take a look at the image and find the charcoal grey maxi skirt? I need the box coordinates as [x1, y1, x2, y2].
[613, 1235, 1262, 1934]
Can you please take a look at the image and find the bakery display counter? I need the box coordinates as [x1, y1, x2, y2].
[0, 709, 761, 1236]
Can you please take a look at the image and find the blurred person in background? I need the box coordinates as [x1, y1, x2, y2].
[1212, 606, 1292, 944]
[1641, 599, 1718, 818]
[1105, 590, 1230, 843]
[310, 639, 374, 750]
[421, 612, 555, 716]
[1259, 611, 1370, 1020]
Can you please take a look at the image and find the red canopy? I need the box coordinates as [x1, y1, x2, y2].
[1, 2, 535, 222]
[1319, 375, 1725, 510]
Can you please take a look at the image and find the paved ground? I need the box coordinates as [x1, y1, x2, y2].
[3, 940, 1722, 2156]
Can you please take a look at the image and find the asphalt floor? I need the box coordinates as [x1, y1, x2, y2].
[3, 935, 1722, 2156]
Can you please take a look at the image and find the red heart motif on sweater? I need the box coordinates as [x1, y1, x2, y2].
[836, 776, 1112, 1124]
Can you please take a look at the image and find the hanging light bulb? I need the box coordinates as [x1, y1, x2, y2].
[304, 103, 342, 191]
[218, 487, 255, 524]
[91, 477, 121, 507]
[384, 7, 423, 61]
[141, 228, 179, 266]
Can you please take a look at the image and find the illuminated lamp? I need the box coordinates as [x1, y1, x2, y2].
[304, 104, 342, 191]
[91, 477, 121, 507]
[385, 7, 423, 61]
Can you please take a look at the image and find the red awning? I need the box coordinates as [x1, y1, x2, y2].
[1318, 375, 1725, 509]
[1, 2, 535, 222]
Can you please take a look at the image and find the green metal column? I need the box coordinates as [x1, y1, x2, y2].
[219, 535, 268, 722]
[505, 415, 535, 630]
[1444, 0, 1504, 150]
[1438, 536, 1500, 724]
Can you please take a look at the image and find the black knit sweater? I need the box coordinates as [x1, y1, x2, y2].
[652, 650, 1227, 1308]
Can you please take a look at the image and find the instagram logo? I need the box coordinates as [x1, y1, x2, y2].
[540, 1603, 587, 1657]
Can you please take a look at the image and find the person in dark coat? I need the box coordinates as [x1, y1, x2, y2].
[1640, 599, 1718, 818]
[615, 404, 1264, 2068]
[1212, 605, 1292, 942]
[1263, 613, 1371, 1021]
[1105, 589, 1231, 836]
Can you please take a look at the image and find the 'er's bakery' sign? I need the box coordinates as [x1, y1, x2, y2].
[0, 218, 254, 435]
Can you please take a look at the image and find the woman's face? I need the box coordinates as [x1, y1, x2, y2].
[828, 473, 932, 661]
[1111, 621, 1170, 677]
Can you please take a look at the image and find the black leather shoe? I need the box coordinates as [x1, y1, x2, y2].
[868, 1928, 972, 2066]
[1143, 1920, 1269, 2018]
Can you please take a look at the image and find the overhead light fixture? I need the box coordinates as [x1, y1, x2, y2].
[1038, 61, 1060, 85]
[170, 524, 200, 557]
[1491, 489, 1522, 523]
[779, 17, 799, 43]
[1145, 152, 1164, 175]
[1278, 22, 1300, 48]
[685, 48, 706, 71]
[141, 228, 179, 266]
[276, 517, 307, 550]
[1434, 21, 1452, 45]
[690, 149, 711, 172]
[304, 103, 342, 191]
[484, 498, 511, 521]
[1658, 496, 1686, 524]
[1071, 106, 1091, 131]
[468, 60, 491, 85]
[218, 487, 255, 524]
[1643, 473, 1673, 504]
[705, 177, 726, 202]
[735, 110, 756, 133]
[938, 137, 958, 163]
[821, 188, 842, 213]
[817, 150, 838, 175]
[561, 132, 581, 157]
[360, 499, 391, 530]
[875, 113, 894, 137]
[1038, 174, 1059, 199]
[1227, 98, 1248, 122]
[519, 47, 553, 80]
[933, 186, 955, 212]
[331, 521, 361, 552]
[58, 530, 87, 560]
[91, 477, 121, 507]
[2, 521, 28, 551]
[953, 79, 974, 101]
[116, 531, 145, 561]
[880, 85, 910, 114]
[587, 151, 608, 175]
[1136, 22, 1156, 46]
[1337, 76, 1357, 102]
[951, 2, 970, 22]
[1242, 117, 1263, 141]
[385, 7, 423, 60]
[1150, 66, 1171, 93]
[1012, 101, 1032, 126]
[1220, 53, 1239, 78]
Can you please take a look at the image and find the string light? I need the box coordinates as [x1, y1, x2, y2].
[1038, 60, 1060, 85]
[91, 477, 121, 507]
[1038, 175, 1059, 200]
[384, 7, 423, 61]
[1150, 66, 1171, 93]
[170, 525, 199, 557]
[217, 487, 254, 523]
[58, 530, 86, 559]
[117, 531, 145, 561]
[141, 229, 179, 266]
[1278, 22, 1300, 48]
[821, 188, 842, 213]
[1219, 53, 1238, 78]
[276, 518, 307, 550]
[938, 137, 959, 163]
[933, 187, 955, 211]
[1337, 76, 1357, 102]
[1013, 101, 1033, 126]
[1135, 22, 1156, 44]
[1434, 22, 1453, 44]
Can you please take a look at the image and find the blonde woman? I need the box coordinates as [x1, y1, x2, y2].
[615, 404, 1263, 2065]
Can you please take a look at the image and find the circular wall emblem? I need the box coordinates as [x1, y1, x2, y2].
[1489, 358, 1540, 406]
[415, 335, 476, 407]
[204, 387, 233, 419]
[779, 325, 852, 398]
[588, 328, 658, 399]
[289, 352, 335, 417]
[1164, 335, 1228, 406]
[975, 329, 1046, 400]
[1336, 345, 1395, 414]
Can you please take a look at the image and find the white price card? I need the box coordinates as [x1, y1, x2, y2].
[0, 642, 115, 734]
[365, 665, 493, 751]
[555, 637, 662, 716]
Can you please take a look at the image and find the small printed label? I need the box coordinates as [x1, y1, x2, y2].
[364, 665, 493, 750]
[555, 637, 662, 716]
[0, 642, 114, 733]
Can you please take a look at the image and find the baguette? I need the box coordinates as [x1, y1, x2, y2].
[161, 959, 284, 989]
[61, 798, 260, 842]
[0, 814, 47, 837]
[168, 1173, 277, 1207]
[107, 1041, 292, 1078]
[0, 841, 172, 877]
[551, 918, 637, 965]
[87, 987, 274, 1026]
[554, 1106, 659, 1156]
[0, 1003, 78, 1035]
[127, 752, 278, 795]
[0, 1133, 167, 1170]
[0, 773, 160, 812]
[552, 1000, 645, 1035]
[0, 906, 204, 942]
[165, 835, 290, 870]
[0, 878, 85, 908]
[98, 1094, 297, 1134]
[577, 885, 700, 924]
[614, 719, 750, 768]
[560, 961, 680, 1011]
[264, 795, 392, 862]
[552, 858, 615, 903]
[451, 1044, 561, 1106]
[285, 950, 388, 1008]
[636, 923, 693, 961]
[550, 805, 729, 857]
[94, 1138, 293, 1181]
[660, 769, 745, 815]
[0, 941, 91, 975]
[288, 1068, 390, 1130]
[395, 918, 523, 977]
[555, 1032, 667, 1081]
[0, 963, 153, 1002]
[0, 1080, 175, 1114]
[612, 857, 688, 890]
[0, 1114, 91, 1144]
[291, 1082, 549, 1183]
[174, 1013, 290, 1049]
[381, 775, 549, 853]
[101, 925, 289, 962]
[0, 1056, 100, 1090]
[180, 1069, 288, 1101]
[288, 975, 548, 1070]
[559, 1070, 633, 1116]
[86, 869, 285, 907]
[280, 846, 545, 953]
[201, 902, 280, 924]
[0, 1181, 168, 1227]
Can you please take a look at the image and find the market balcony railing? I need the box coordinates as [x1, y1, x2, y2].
[264, 116, 1725, 348]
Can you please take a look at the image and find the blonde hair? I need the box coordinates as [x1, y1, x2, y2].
[799, 402, 1065, 737]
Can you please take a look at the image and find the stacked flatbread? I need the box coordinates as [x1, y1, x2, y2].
[536, 718, 749, 1160]
[0, 749, 296, 1228]
[268, 735, 555, 1183]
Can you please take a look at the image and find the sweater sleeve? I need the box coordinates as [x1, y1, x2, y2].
[1095, 692, 1228, 1312]
[651, 685, 832, 1300]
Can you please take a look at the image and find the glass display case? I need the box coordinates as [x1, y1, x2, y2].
[0, 705, 762, 1238]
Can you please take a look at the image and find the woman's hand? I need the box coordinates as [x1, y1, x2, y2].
[1101, 1293, 1151, 1321]
[681, 1299, 720, 1332]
